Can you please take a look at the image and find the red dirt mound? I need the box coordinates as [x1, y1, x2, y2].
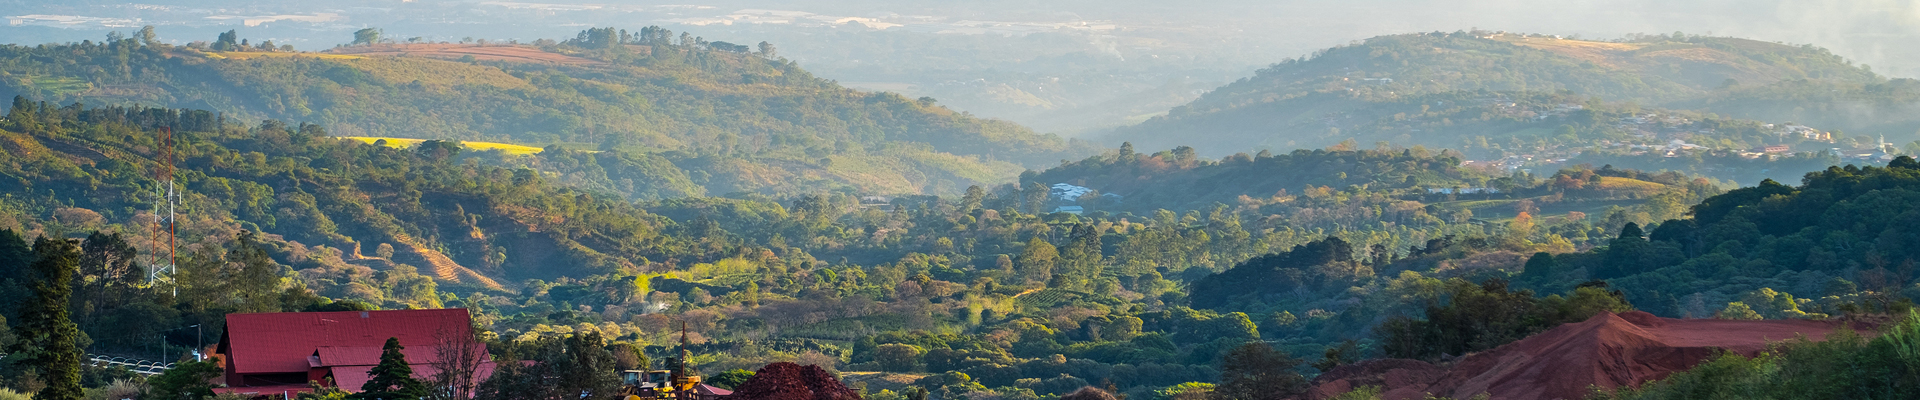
[1308, 359, 1448, 400]
[732, 362, 862, 400]
[1306, 311, 1852, 400]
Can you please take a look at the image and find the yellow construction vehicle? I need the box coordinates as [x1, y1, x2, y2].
[620, 369, 703, 400]
[621, 322, 704, 400]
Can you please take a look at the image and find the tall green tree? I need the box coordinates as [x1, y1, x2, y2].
[15, 237, 83, 400]
[1015, 237, 1058, 286]
[475, 333, 620, 400]
[213, 30, 238, 51]
[0, 229, 32, 322]
[1521, 252, 1556, 280]
[352, 28, 383, 46]
[558, 333, 621, 398]
[146, 360, 223, 400]
[354, 337, 429, 400]
[1024, 182, 1051, 214]
[176, 231, 288, 316]
[1209, 342, 1307, 400]
[74, 231, 138, 332]
[1058, 224, 1104, 290]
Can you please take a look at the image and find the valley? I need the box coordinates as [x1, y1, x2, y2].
[0, 16, 1917, 400]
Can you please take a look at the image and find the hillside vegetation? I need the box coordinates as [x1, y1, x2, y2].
[0, 99, 1674, 395]
[0, 28, 1096, 198]
[7, 28, 1920, 400]
[1105, 31, 1890, 156]
[8, 98, 1920, 400]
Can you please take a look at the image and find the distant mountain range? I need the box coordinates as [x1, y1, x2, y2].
[1103, 31, 1911, 157]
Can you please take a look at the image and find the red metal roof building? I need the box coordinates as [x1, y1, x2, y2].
[214, 309, 493, 398]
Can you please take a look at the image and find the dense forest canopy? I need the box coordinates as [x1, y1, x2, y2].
[0, 99, 1730, 397]
[0, 94, 1799, 400]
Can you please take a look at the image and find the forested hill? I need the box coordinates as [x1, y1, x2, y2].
[1105, 31, 1889, 155]
[13, 100, 1920, 399]
[1029, 145, 1484, 212]
[0, 27, 1097, 197]
[1033, 143, 1722, 221]
[0, 101, 687, 285]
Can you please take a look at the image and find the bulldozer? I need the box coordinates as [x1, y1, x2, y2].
[621, 322, 704, 400]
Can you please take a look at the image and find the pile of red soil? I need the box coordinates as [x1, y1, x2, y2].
[732, 362, 862, 400]
[1307, 311, 1852, 400]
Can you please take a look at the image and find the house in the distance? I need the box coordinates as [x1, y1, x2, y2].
[214, 308, 494, 398]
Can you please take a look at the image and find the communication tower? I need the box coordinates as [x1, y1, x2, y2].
[147, 126, 180, 296]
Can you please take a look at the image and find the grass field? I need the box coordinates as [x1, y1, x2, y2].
[24, 77, 90, 96]
[1491, 36, 1648, 68]
[338, 137, 544, 155]
[1594, 176, 1667, 192]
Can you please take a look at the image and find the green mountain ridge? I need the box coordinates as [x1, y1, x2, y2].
[1104, 31, 1896, 156]
[0, 28, 1097, 199]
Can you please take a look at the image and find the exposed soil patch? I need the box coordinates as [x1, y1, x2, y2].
[1305, 311, 1857, 400]
[326, 44, 603, 66]
[1495, 37, 1646, 69]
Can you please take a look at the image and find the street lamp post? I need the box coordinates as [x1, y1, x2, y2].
[192, 324, 202, 361]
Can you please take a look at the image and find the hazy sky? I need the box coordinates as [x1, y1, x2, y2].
[5, 0, 1913, 76]
[1227, 0, 1920, 77]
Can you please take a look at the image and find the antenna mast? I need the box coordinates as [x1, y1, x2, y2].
[147, 126, 179, 296]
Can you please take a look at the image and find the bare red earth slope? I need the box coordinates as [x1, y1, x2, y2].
[1308, 311, 1853, 400]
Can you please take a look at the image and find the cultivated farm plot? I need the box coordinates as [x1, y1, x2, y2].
[1014, 289, 1084, 308]
[20, 76, 90, 96]
[339, 137, 544, 155]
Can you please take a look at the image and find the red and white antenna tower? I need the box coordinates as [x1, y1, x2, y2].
[147, 126, 179, 296]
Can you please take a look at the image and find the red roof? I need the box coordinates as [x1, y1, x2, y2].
[223, 309, 475, 374]
[327, 361, 498, 393]
[327, 366, 378, 391]
[697, 384, 733, 396]
[213, 384, 312, 396]
[313, 345, 444, 367]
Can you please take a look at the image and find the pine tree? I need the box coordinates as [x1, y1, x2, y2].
[17, 237, 83, 400]
[354, 337, 428, 400]
[1209, 342, 1307, 400]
